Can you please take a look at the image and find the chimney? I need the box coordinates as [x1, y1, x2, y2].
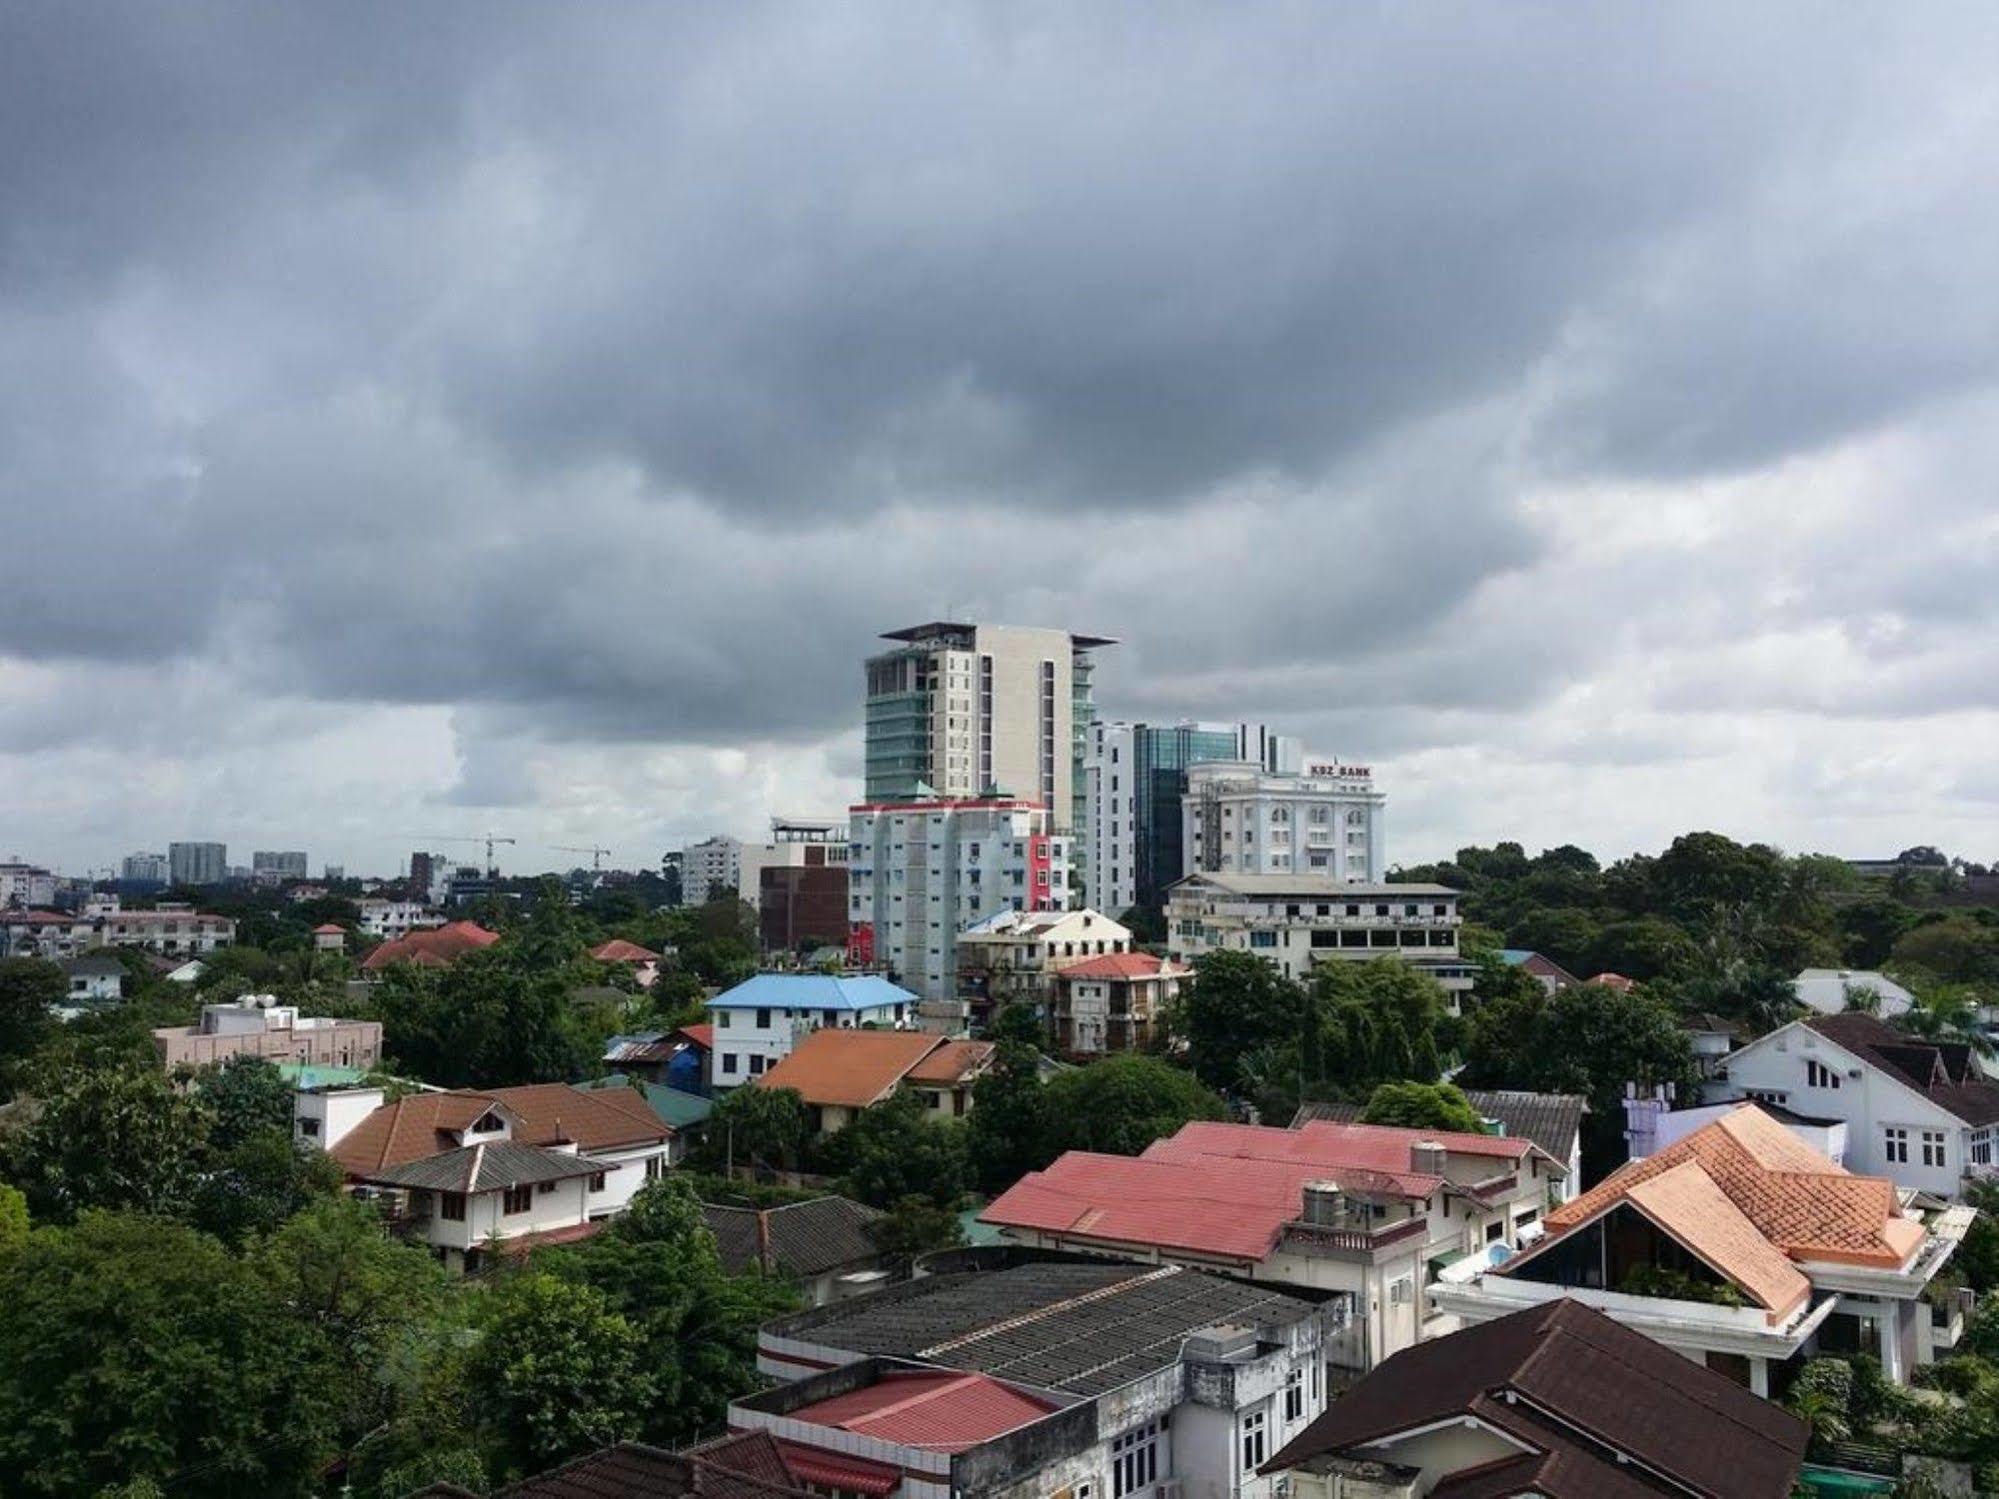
[1411, 1140, 1447, 1176]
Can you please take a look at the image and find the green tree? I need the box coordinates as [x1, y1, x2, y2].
[1895, 982, 1996, 1058]
[1361, 1081, 1485, 1133]
[0, 1183, 26, 1258]
[469, 1273, 649, 1478]
[966, 1042, 1053, 1194]
[1043, 1054, 1225, 1155]
[187, 1054, 294, 1151]
[704, 1084, 811, 1174]
[1506, 908, 1601, 975]
[2, 1066, 211, 1223]
[1171, 950, 1306, 1093]
[1784, 1358, 1855, 1452]
[0, 1212, 333, 1496]
[821, 1090, 968, 1208]
[0, 958, 60, 1096]
[988, 1001, 1047, 1046]
[372, 951, 596, 1087]
[1585, 917, 1700, 982]
[1891, 917, 1999, 990]
[868, 1195, 967, 1265]
[190, 1130, 342, 1246]
[1840, 898, 1921, 969]
[1649, 832, 1786, 923]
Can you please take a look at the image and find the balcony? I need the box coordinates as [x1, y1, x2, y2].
[1279, 1214, 1428, 1260]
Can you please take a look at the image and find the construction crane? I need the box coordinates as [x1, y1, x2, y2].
[413, 833, 518, 878]
[550, 844, 611, 872]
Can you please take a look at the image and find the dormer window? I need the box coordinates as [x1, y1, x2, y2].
[468, 1112, 505, 1134]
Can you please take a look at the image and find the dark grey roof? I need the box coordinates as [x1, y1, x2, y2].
[702, 1196, 884, 1279]
[57, 954, 125, 977]
[1292, 1090, 1585, 1164]
[767, 1260, 1316, 1395]
[367, 1140, 603, 1193]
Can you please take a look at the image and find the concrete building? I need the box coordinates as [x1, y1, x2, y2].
[99, 904, 237, 956]
[1165, 873, 1473, 1007]
[1085, 720, 1303, 918]
[1052, 952, 1189, 1055]
[153, 994, 383, 1071]
[357, 898, 442, 941]
[119, 851, 170, 886]
[167, 841, 228, 887]
[706, 972, 918, 1087]
[848, 796, 1069, 1002]
[251, 850, 309, 884]
[681, 834, 751, 906]
[954, 907, 1133, 1025]
[1793, 967, 1916, 1020]
[864, 622, 1113, 890]
[0, 860, 58, 909]
[982, 1119, 1564, 1369]
[1182, 760, 1385, 884]
[1295, 1092, 1587, 1207]
[58, 953, 126, 1005]
[756, 1254, 1353, 1499]
[0, 909, 95, 959]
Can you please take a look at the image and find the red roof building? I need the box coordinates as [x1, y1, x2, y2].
[360, 920, 501, 972]
[590, 938, 662, 964]
[1050, 950, 1189, 1055]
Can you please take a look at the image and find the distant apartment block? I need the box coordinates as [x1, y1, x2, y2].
[1166, 873, 1472, 1006]
[685, 817, 850, 912]
[0, 860, 58, 909]
[1182, 757, 1385, 883]
[357, 898, 443, 941]
[847, 796, 1068, 1001]
[0, 909, 96, 960]
[168, 841, 228, 887]
[251, 850, 309, 884]
[120, 851, 170, 885]
[99, 904, 238, 956]
[153, 995, 382, 1071]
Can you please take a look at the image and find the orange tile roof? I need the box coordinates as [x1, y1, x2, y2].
[1520, 1105, 1923, 1293]
[591, 939, 662, 963]
[755, 1029, 945, 1109]
[905, 1039, 994, 1086]
[331, 1082, 670, 1177]
[1625, 1160, 1811, 1319]
[1059, 952, 1190, 981]
[360, 920, 501, 970]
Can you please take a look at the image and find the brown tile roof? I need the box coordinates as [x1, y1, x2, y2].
[490, 1439, 814, 1499]
[1804, 1012, 1999, 1126]
[1264, 1298, 1807, 1498]
[1057, 952, 1190, 981]
[360, 920, 500, 971]
[1522, 1104, 1924, 1288]
[754, 1029, 945, 1109]
[591, 939, 662, 963]
[330, 1083, 670, 1177]
[904, 1039, 994, 1086]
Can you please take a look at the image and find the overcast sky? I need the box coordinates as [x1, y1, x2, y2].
[4, 2, 1997, 880]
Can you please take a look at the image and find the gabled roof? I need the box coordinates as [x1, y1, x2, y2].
[488, 1439, 815, 1499]
[1513, 1105, 1925, 1297]
[1264, 1299, 1807, 1499]
[366, 1140, 602, 1193]
[1498, 949, 1580, 985]
[1057, 951, 1190, 982]
[1801, 1012, 1999, 1126]
[754, 1028, 945, 1109]
[590, 938, 661, 963]
[1293, 1091, 1586, 1166]
[904, 1039, 994, 1086]
[1794, 968, 1915, 1019]
[360, 920, 500, 971]
[709, 973, 917, 1013]
[310, 922, 346, 935]
[703, 1195, 884, 1278]
[789, 1370, 1057, 1452]
[330, 1083, 670, 1176]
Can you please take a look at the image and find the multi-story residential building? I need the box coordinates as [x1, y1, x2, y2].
[681, 834, 749, 906]
[250, 850, 309, 884]
[99, 904, 237, 956]
[756, 1255, 1353, 1499]
[863, 622, 1113, 892]
[356, 898, 443, 941]
[1295, 1091, 1588, 1206]
[1085, 720, 1302, 917]
[982, 1118, 1565, 1368]
[153, 994, 383, 1071]
[1166, 873, 1472, 1007]
[0, 908, 95, 959]
[1051, 951, 1189, 1054]
[706, 973, 918, 1087]
[1262, 1299, 1808, 1499]
[760, 861, 850, 952]
[1181, 760, 1385, 883]
[1428, 1104, 1974, 1394]
[1712, 1012, 1999, 1197]
[954, 906, 1133, 1022]
[847, 797, 1069, 1001]
[167, 841, 228, 887]
[119, 851, 170, 886]
[309, 1082, 676, 1272]
[0, 860, 58, 909]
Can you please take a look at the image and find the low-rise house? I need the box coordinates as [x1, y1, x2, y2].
[579, 1073, 710, 1161]
[954, 907, 1134, 1021]
[1685, 1010, 1743, 1084]
[357, 898, 444, 941]
[307, 1081, 675, 1269]
[359, 919, 501, 973]
[1497, 947, 1579, 992]
[601, 1023, 710, 1091]
[1626, 1090, 1848, 1166]
[590, 938, 663, 988]
[707, 973, 917, 1087]
[1794, 967, 1915, 1020]
[1261, 1298, 1808, 1499]
[154, 995, 383, 1071]
[311, 923, 347, 953]
[754, 1028, 993, 1131]
[0, 909, 96, 959]
[411, 1435, 818, 1499]
[57, 953, 125, 1005]
[703, 1195, 888, 1303]
[100, 905, 237, 955]
[756, 1255, 1351, 1499]
[1715, 1011, 1999, 1196]
[1293, 1090, 1586, 1205]
[1428, 1103, 1973, 1392]
[981, 1118, 1565, 1367]
[1051, 951, 1188, 1054]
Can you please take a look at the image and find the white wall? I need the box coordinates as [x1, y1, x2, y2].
[295, 1085, 387, 1150]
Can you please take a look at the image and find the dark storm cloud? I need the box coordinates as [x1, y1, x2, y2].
[2, 0, 1999, 862]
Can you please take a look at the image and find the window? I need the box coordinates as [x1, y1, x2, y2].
[589, 1172, 607, 1193]
[722, 1053, 740, 1075]
[502, 1184, 534, 1215]
[439, 1192, 466, 1222]
[1241, 1411, 1267, 1470]
[299, 1116, 321, 1137]
[1112, 1422, 1161, 1498]
[537, 1180, 558, 1195]
[1806, 1059, 1842, 1090]
[1922, 1130, 1947, 1168]
[1884, 1126, 1909, 1165]
[1745, 1089, 1789, 1106]
[1284, 1368, 1304, 1422]
[756, 1008, 771, 1029]
[1974, 1131, 1993, 1167]
[1250, 931, 1277, 949]
[646, 1155, 665, 1182]
[749, 1055, 767, 1075]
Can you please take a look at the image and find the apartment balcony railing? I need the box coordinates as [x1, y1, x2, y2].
[1280, 1214, 1428, 1259]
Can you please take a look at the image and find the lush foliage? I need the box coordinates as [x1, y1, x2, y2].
[1043, 1054, 1226, 1154]
[1361, 1081, 1485, 1133]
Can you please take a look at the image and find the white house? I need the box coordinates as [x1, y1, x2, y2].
[357, 899, 443, 941]
[953, 906, 1133, 1017]
[1714, 1012, 1999, 1197]
[1794, 968, 1916, 1020]
[57, 953, 125, 1005]
[706, 972, 917, 1088]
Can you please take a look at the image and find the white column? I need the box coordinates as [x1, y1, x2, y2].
[1750, 1358, 1770, 1398]
[1878, 1306, 1906, 1383]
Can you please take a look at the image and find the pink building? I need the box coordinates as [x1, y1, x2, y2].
[153, 996, 382, 1071]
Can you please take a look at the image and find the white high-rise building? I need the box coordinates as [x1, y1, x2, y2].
[1181, 757, 1386, 883]
[168, 841, 228, 887]
[847, 796, 1068, 1001]
[679, 819, 850, 911]
[121, 851, 170, 885]
[251, 850, 309, 884]
[680, 835, 747, 907]
[0, 860, 57, 909]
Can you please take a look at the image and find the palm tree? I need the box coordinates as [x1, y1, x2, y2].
[1894, 982, 1995, 1058]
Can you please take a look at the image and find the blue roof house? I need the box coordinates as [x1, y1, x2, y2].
[706, 974, 918, 1089]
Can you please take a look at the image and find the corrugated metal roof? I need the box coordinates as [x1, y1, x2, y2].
[708, 973, 918, 1013]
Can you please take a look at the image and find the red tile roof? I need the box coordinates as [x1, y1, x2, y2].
[788, 1371, 1056, 1452]
[676, 1023, 715, 1051]
[770, 1441, 900, 1497]
[1058, 952, 1190, 981]
[360, 920, 500, 971]
[904, 1039, 994, 1086]
[590, 938, 662, 963]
